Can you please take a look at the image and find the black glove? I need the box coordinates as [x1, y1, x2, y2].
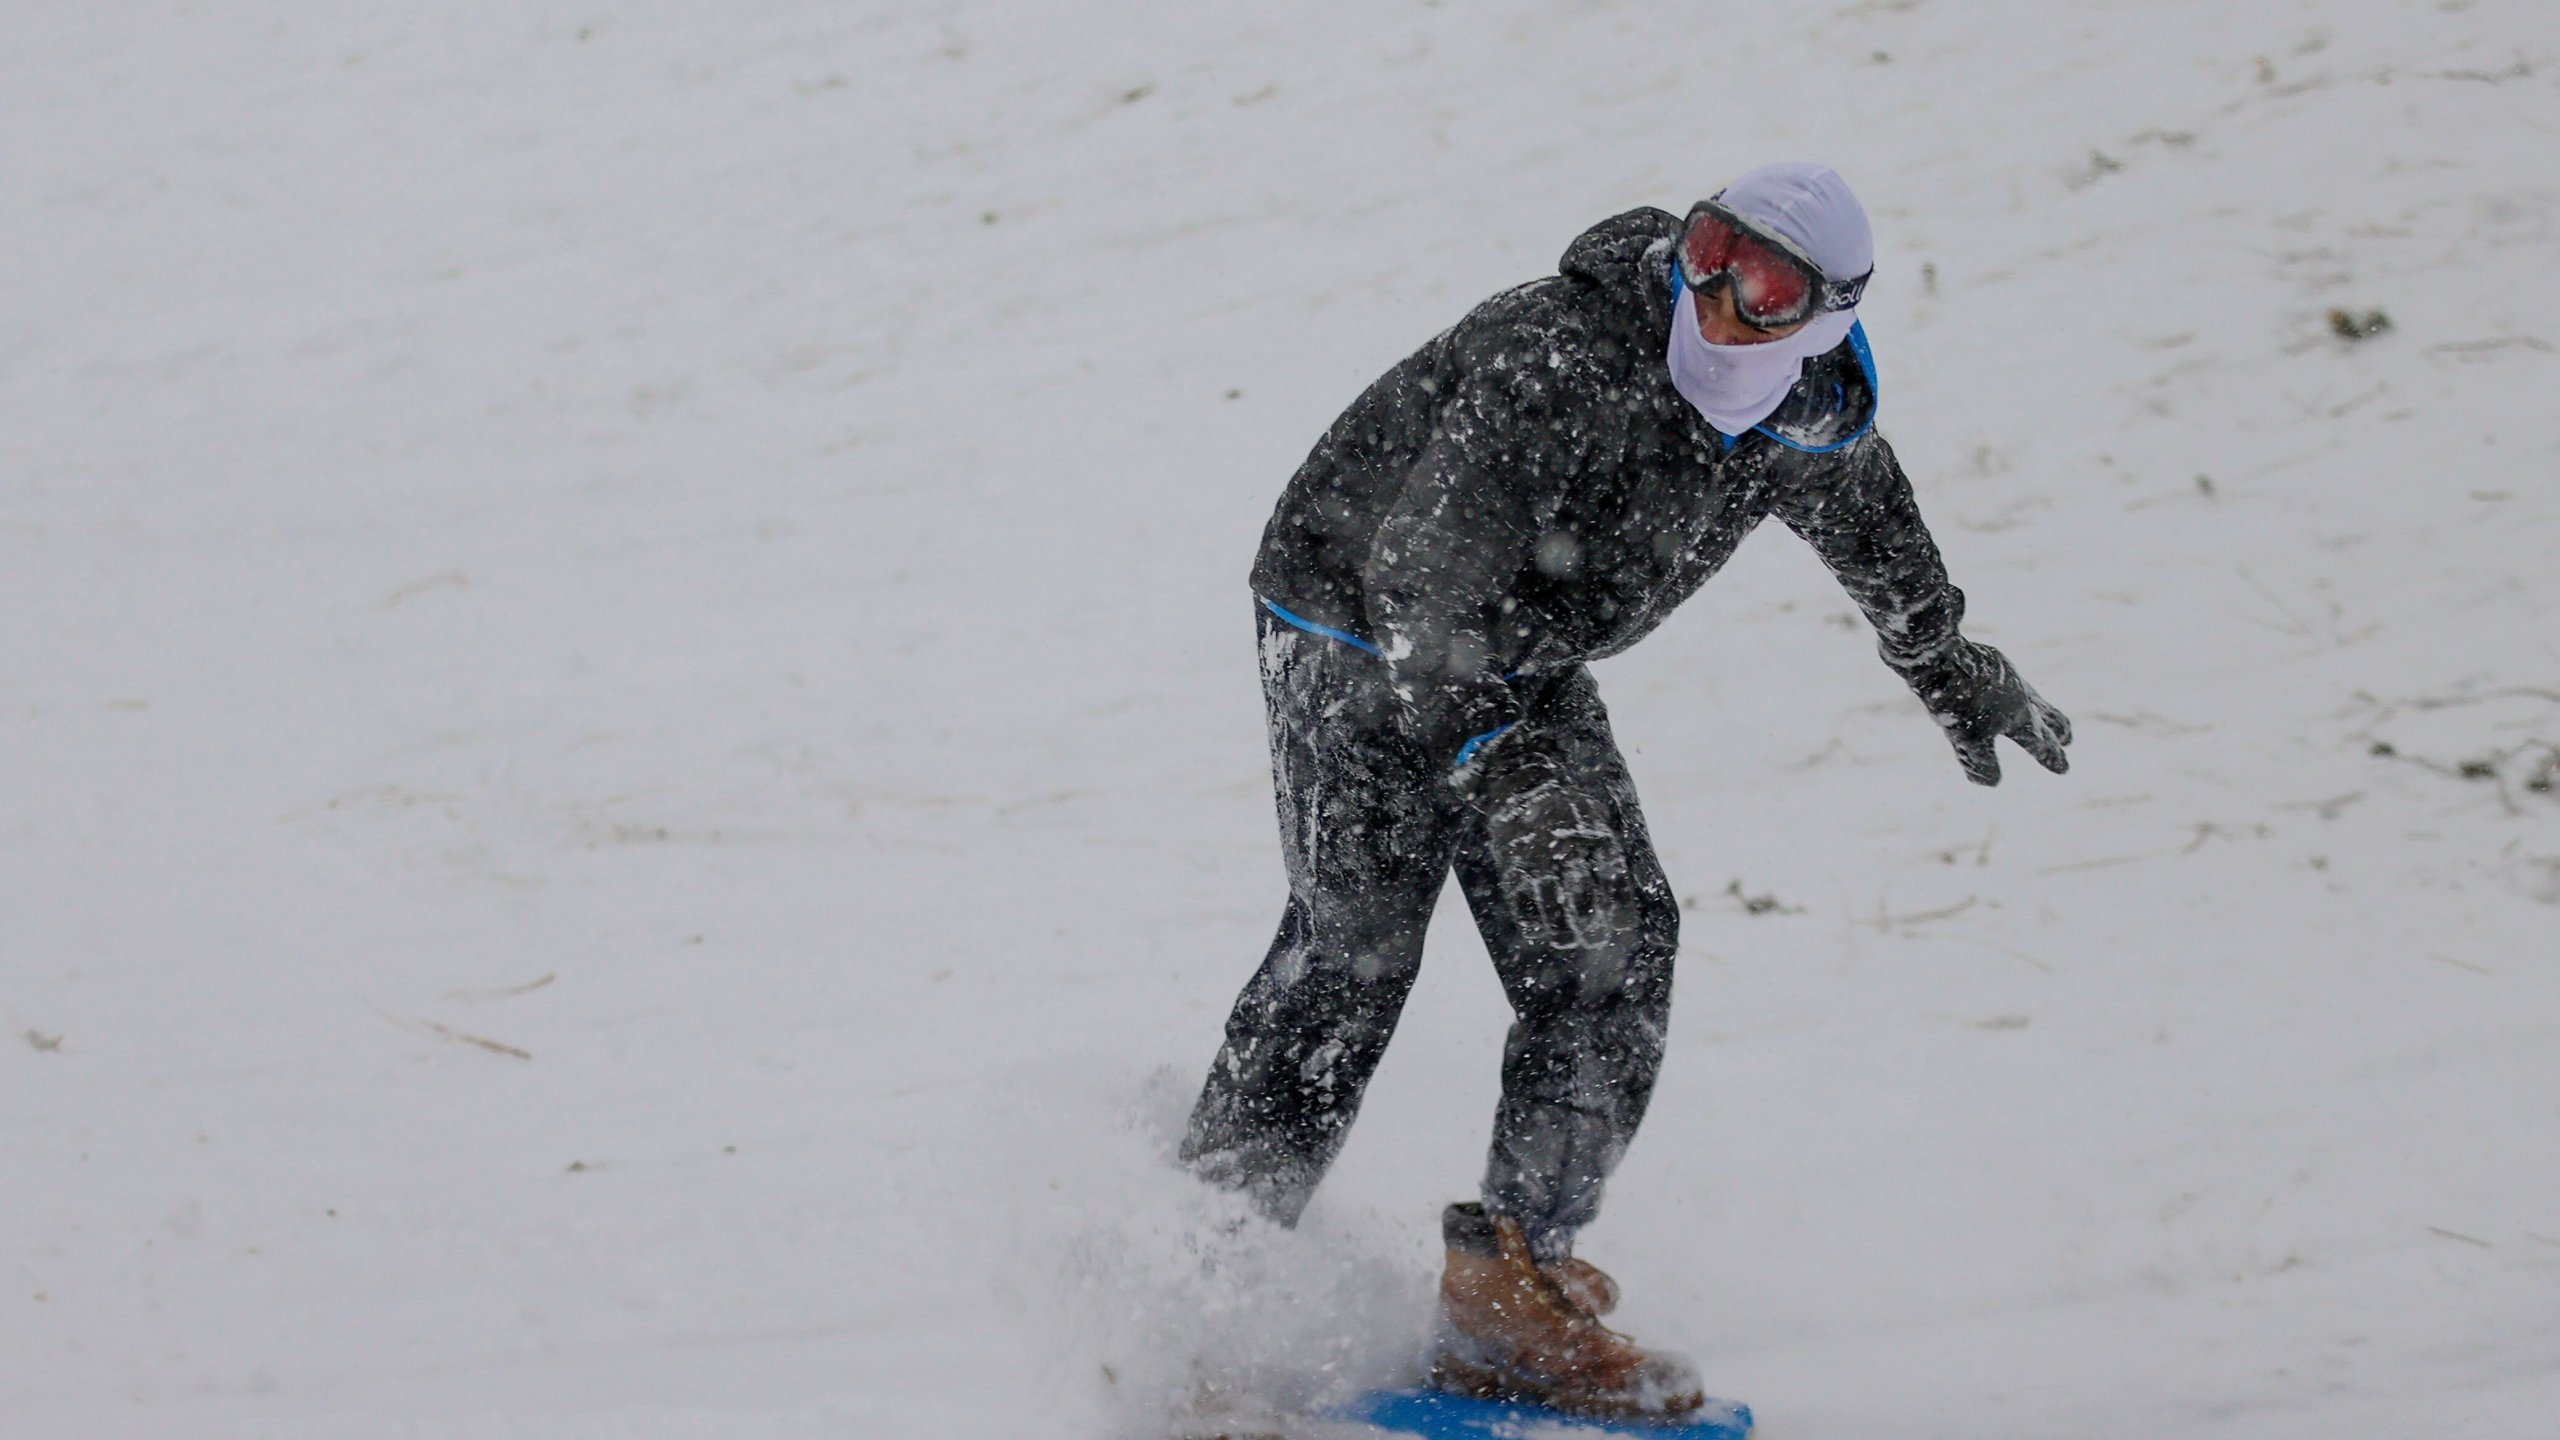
[1897, 640, 2073, 786]
[1465, 742, 1636, 952]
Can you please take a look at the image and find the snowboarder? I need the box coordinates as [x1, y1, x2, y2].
[1180, 163, 2073, 1422]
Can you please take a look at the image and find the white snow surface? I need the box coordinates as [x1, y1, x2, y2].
[6, 3, 2558, 1437]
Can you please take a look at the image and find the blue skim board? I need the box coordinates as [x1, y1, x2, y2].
[1334, 1388, 1752, 1439]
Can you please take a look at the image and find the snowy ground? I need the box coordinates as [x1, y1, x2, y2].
[5, 2, 2557, 1437]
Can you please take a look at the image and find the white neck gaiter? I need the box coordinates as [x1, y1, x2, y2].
[1666, 286, 1855, 437]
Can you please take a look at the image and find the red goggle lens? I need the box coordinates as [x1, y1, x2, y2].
[1680, 210, 1815, 327]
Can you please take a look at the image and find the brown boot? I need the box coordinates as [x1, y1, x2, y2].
[1543, 1256, 1620, 1317]
[1429, 1202, 1705, 1422]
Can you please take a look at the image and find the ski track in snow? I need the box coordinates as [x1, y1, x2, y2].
[4, 2, 2557, 1437]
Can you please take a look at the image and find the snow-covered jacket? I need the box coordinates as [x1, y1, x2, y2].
[1248, 206, 1969, 768]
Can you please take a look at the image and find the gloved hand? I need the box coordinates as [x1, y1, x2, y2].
[1467, 743, 1635, 951]
[1897, 639, 2072, 786]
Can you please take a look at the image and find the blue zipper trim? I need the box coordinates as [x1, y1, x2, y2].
[1261, 597, 1382, 656]
[1752, 321, 1877, 454]
[1261, 598, 1525, 679]
[1452, 723, 1515, 771]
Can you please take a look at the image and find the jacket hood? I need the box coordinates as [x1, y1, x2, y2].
[1558, 207, 1685, 332]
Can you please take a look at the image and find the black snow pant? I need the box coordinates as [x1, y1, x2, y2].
[1181, 607, 1680, 1261]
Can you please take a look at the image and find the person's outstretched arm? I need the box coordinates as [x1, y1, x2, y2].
[1771, 430, 2072, 785]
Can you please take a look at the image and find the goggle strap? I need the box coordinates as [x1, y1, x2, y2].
[1818, 269, 1872, 313]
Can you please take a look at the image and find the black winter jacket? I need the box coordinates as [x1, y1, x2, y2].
[1249, 206, 1970, 767]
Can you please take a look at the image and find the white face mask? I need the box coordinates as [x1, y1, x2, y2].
[1665, 282, 1857, 438]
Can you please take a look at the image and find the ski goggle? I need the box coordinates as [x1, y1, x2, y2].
[1676, 198, 1871, 329]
